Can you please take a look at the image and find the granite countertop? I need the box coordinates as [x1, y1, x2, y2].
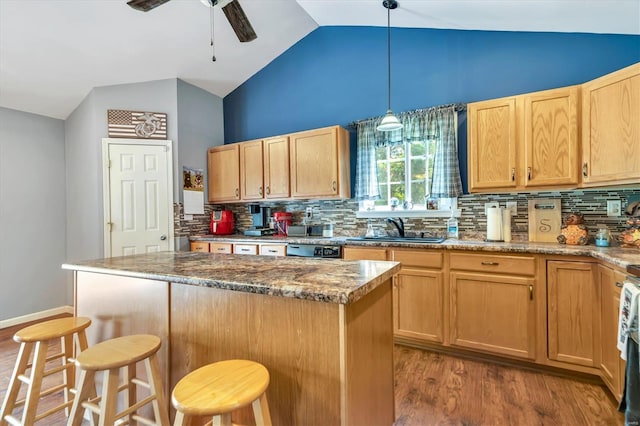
[190, 235, 640, 270]
[62, 251, 400, 305]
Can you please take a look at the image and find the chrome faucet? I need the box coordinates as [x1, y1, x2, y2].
[386, 218, 405, 238]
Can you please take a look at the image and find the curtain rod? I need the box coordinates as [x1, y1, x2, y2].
[347, 102, 466, 128]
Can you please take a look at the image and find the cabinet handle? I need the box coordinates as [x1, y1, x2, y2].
[235, 188, 239, 197]
[481, 261, 499, 266]
[266, 186, 270, 195]
[511, 168, 515, 181]
[267, 249, 277, 253]
[529, 285, 534, 300]
[527, 166, 532, 180]
[259, 186, 263, 196]
[582, 162, 588, 177]
[332, 180, 337, 191]
[216, 248, 226, 252]
[616, 281, 624, 288]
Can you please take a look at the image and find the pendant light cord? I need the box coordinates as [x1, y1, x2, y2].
[386, 3, 391, 111]
[210, 5, 216, 62]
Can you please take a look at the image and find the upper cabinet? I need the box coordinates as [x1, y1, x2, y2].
[468, 85, 579, 193]
[208, 144, 240, 203]
[581, 63, 640, 186]
[208, 125, 349, 203]
[289, 125, 351, 199]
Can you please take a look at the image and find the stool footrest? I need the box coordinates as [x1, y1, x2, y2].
[115, 395, 155, 420]
[34, 399, 73, 421]
[131, 413, 158, 425]
[3, 414, 21, 426]
[131, 377, 150, 389]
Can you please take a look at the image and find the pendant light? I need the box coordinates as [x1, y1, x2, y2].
[377, 0, 403, 132]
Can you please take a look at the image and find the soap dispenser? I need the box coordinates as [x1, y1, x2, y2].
[447, 209, 459, 239]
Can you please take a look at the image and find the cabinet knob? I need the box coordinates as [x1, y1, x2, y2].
[616, 281, 624, 288]
[511, 168, 515, 181]
[527, 166, 532, 180]
[235, 188, 239, 197]
[259, 186, 263, 196]
[266, 186, 270, 195]
[529, 285, 534, 300]
[332, 180, 337, 191]
[582, 162, 588, 177]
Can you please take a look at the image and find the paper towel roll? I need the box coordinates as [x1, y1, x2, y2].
[502, 208, 512, 242]
[487, 207, 503, 241]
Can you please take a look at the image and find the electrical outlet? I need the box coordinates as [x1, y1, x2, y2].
[607, 200, 621, 216]
[485, 202, 499, 215]
[506, 201, 517, 216]
[305, 207, 313, 220]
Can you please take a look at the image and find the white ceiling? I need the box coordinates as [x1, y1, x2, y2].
[1, 0, 638, 120]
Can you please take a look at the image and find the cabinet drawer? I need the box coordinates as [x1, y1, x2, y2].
[343, 247, 388, 261]
[392, 249, 443, 269]
[210, 243, 232, 254]
[234, 244, 258, 255]
[260, 244, 286, 256]
[190, 242, 210, 252]
[450, 252, 535, 276]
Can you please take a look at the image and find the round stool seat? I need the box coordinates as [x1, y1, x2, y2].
[75, 334, 161, 370]
[172, 359, 270, 416]
[14, 316, 91, 343]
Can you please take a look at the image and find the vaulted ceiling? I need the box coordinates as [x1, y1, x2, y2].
[1, 0, 638, 119]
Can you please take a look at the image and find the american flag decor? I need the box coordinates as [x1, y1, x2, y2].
[107, 110, 167, 139]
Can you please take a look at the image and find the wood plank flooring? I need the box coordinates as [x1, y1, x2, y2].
[0, 325, 624, 425]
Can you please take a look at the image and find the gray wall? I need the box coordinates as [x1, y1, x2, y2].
[0, 107, 67, 320]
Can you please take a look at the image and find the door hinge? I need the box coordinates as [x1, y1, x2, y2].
[106, 159, 111, 169]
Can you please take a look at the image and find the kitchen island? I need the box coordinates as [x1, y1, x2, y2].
[63, 251, 400, 426]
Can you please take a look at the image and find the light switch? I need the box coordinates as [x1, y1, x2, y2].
[607, 200, 621, 216]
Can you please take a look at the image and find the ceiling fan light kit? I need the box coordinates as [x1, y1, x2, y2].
[377, 0, 402, 132]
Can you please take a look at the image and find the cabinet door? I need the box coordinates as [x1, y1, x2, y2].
[394, 268, 444, 343]
[209, 242, 232, 254]
[264, 136, 290, 199]
[233, 244, 258, 255]
[582, 63, 640, 186]
[190, 241, 210, 252]
[207, 145, 240, 203]
[467, 97, 517, 191]
[450, 271, 536, 359]
[289, 126, 350, 199]
[259, 244, 287, 256]
[523, 86, 579, 188]
[342, 247, 388, 260]
[599, 265, 626, 401]
[240, 140, 264, 200]
[547, 261, 598, 367]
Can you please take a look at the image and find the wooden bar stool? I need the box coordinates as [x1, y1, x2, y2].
[172, 359, 272, 426]
[0, 316, 91, 426]
[67, 334, 170, 426]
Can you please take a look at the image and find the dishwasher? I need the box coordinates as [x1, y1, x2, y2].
[619, 264, 640, 424]
[286, 243, 342, 258]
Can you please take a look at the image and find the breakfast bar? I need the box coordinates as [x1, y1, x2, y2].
[63, 251, 400, 425]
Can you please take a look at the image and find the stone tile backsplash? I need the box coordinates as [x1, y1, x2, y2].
[175, 188, 638, 242]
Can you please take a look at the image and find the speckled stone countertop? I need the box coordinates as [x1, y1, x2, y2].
[190, 235, 640, 270]
[62, 251, 400, 304]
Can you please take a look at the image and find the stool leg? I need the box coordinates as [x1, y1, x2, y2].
[172, 411, 186, 426]
[68, 368, 95, 426]
[62, 334, 75, 416]
[145, 353, 170, 425]
[99, 368, 120, 426]
[213, 413, 232, 426]
[123, 363, 136, 423]
[0, 342, 33, 425]
[252, 393, 272, 426]
[21, 340, 48, 425]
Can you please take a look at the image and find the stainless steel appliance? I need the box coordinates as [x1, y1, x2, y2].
[286, 244, 341, 258]
[244, 205, 274, 236]
[619, 264, 640, 424]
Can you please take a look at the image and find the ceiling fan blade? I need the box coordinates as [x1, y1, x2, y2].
[222, 0, 257, 42]
[127, 0, 171, 12]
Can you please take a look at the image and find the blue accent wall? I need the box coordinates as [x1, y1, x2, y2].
[224, 26, 640, 192]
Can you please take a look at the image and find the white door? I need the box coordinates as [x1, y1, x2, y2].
[103, 139, 174, 257]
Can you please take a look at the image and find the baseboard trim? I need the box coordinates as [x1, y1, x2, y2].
[0, 306, 74, 330]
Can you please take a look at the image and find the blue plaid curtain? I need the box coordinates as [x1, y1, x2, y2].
[429, 106, 463, 197]
[354, 104, 464, 201]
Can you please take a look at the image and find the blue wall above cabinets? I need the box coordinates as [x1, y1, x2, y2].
[223, 26, 640, 191]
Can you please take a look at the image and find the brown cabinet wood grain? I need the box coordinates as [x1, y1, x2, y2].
[581, 62, 640, 186]
[207, 144, 240, 203]
[289, 126, 350, 199]
[547, 260, 599, 368]
[342, 246, 388, 261]
[239, 139, 265, 200]
[189, 241, 210, 252]
[209, 242, 232, 254]
[239, 136, 290, 201]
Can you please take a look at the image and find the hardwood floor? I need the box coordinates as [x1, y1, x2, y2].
[0, 327, 624, 425]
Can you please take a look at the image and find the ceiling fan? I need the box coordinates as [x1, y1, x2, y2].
[127, 0, 257, 42]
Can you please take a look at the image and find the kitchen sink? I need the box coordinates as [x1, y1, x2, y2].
[346, 236, 446, 244]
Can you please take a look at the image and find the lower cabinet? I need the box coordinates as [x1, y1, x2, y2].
[392, 249, 444, 344]
[190, 241, 209, 252]
[209, 242, 233, 254]
[599, 264, 627, 400]
[259, 244, 287, 256]
[449, 252, 537, 360]
[547, 260, 599, 368]
[342, 247, 388, 261]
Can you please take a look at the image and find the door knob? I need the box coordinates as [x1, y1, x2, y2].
[160, 235, 167, 241]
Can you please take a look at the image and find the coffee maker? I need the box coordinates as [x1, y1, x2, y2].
[243, 205, 274, 236]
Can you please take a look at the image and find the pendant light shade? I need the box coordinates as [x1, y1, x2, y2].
[377, 0, 402, 132]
